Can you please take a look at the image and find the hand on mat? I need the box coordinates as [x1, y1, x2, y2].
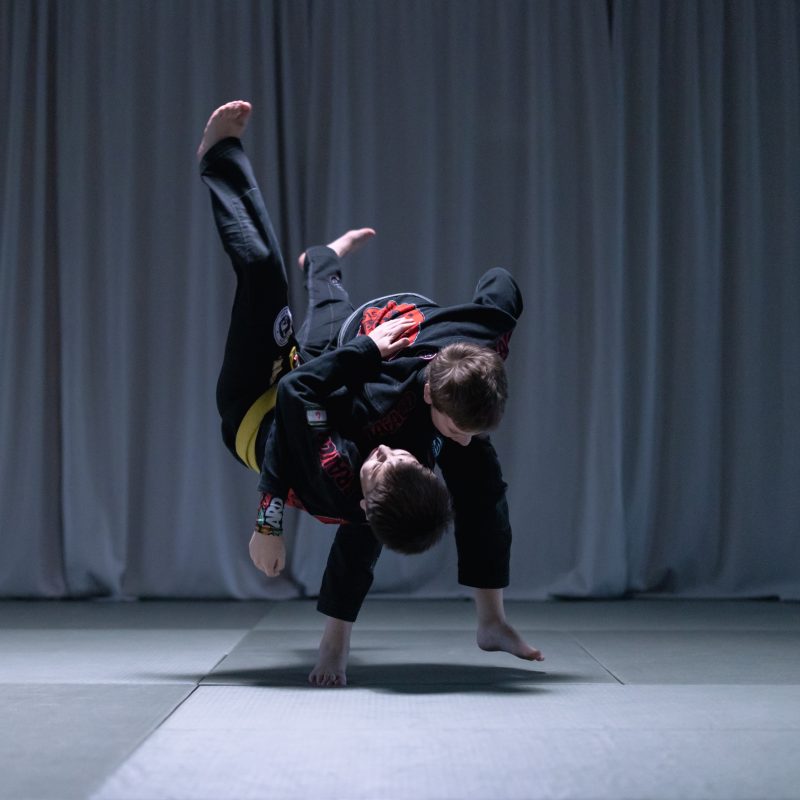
[367, 316, 415, 359]
[249, 530, 286, 577]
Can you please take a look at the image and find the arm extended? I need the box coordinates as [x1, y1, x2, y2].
[251, 318, 413, 577]
[436, 435, 512, 589]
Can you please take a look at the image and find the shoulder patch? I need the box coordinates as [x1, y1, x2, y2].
[273, 306, 293, 347]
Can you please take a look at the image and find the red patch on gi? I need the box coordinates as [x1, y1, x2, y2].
[358, 301, 424, 346]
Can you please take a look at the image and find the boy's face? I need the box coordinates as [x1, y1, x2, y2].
[429, 405, 475, 446]
[359, 445, 419, 504]
[423, 383, 477, 446]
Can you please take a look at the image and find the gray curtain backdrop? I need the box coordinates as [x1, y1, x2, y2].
[1, 0, 797, 600]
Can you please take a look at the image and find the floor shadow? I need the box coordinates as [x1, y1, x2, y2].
[181, 661, 589, 694]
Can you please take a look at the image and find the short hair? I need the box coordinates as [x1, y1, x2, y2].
[364, 461, 452, 554]
[426, 342, 508, 431]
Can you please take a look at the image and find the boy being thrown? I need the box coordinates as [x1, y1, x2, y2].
[198, 100, 543, 686]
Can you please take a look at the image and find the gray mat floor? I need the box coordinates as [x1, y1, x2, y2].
[1, 599, 799, 800]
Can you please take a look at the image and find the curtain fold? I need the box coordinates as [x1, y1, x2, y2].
[617, 0, 800, 598]
[1, 0, 797, 599]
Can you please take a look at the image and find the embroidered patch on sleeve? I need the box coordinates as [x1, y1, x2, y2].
[273, 306, 293, 346]
[306, 407, 328, 427]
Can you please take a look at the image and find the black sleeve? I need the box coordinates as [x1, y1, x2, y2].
[436, 435, 511, 588]
[278, 335, 382, 407]
[259, 423, 289, 498]
[472, 268, 523, 321]
[317, 523, 383, 622]
[258, 336, 381, 497]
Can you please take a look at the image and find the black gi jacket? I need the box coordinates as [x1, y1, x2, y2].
[259, 258, 521, 588]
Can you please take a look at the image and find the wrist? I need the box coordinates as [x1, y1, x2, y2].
[256, 493, 285, 536]
[255, 525, 283, 537]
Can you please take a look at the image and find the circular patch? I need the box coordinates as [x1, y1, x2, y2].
[273, 306, 293, 347]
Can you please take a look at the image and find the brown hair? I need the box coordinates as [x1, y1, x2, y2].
[364, 461, 452, 554]
[426, 342, 508, 431]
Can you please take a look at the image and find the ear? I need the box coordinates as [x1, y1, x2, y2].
[423, 382, 432, 405]
[359, 498, 367, 512]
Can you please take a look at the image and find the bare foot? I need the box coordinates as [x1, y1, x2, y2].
[308, 617, 352, 687]
[473, 588, 544, 662]
[298, 228, 376, 270]
[197, 100, 252, 161]
[477, 619, 544, 662]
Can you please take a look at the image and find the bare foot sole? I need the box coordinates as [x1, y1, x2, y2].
[298, 228, 376, 270]
[477, 621, 544, 662]
[197, 100, 252, 161]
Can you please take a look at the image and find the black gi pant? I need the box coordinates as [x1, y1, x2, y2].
[200, 138, 380, 622]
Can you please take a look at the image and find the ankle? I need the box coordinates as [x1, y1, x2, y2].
[473, 588, 507, 626]
[320, 616, 353, 649]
